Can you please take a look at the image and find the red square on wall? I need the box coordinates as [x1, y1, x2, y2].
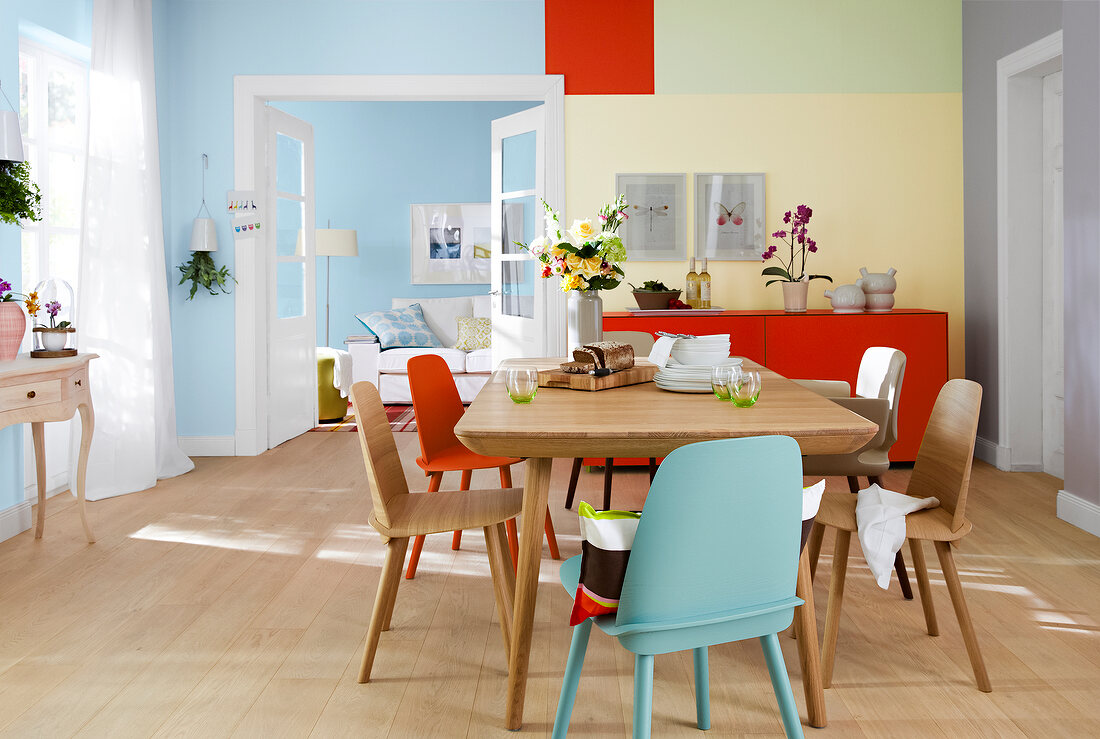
[545, 0, 654, 95]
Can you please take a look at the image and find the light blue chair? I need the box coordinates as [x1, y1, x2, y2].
[552, 436, 806, 739]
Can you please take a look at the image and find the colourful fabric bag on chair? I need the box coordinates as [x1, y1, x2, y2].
[569, 502, 641, 626]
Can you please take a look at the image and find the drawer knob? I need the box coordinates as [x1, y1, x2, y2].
[27, 390, 36, 399]
[75, 379, 82, 387]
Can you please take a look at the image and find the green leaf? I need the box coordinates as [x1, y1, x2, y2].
[807, 274, 833, 282]
[764, 279, 786, 287]
[761, 266, 792, 280]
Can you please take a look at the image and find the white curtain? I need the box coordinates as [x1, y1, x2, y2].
[74, 0, 193, 500]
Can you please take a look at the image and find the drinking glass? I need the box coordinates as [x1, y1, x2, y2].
[506, 368, 539, 404]
[731, 370, 762, 407]
[711, 364, 740, 401]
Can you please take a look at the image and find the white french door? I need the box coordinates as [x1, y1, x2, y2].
[266, 107, 316, 448]
[1042, 71, 1064, 478]
[491, 106, 553, 361]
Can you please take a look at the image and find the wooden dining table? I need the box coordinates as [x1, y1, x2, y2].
[454, 358, 879, 731]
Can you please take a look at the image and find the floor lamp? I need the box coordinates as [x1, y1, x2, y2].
[315, 228, 359, 347]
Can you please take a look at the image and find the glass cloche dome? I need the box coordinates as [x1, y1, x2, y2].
[31, 277, 76, 356]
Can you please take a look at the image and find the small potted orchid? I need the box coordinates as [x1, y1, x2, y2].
[761, 204, 831, 313]
[34, 299, 74, 352]
[516, 195, 629, 348]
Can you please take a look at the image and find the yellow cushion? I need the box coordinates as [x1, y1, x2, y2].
[454, 316, 491, 351]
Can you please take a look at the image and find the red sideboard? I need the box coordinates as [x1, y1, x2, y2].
[603, 309, 948, 462]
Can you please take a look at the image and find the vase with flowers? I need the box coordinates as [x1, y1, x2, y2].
[761, 204, 831, 313]
[517, 195, 629, 349]
[0, 277, 40, 361]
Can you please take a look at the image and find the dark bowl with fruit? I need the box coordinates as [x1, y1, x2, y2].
[630, 281, 688, 310]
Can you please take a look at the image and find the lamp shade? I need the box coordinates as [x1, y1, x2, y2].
[190, 217, 218, 252]
[296, 228, 358, 257]
[0, 111, 24, 162]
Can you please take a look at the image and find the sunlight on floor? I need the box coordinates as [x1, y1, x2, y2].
[130, 516, 303, 555]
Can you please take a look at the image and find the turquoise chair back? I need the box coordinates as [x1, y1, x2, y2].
[614, 436, 804, 654]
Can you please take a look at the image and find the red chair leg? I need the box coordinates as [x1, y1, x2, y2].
[405, 471, 443, 579]
[452, 469, 472, 550]
[501, 466, 519, 571]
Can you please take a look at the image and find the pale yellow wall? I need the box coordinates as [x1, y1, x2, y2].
[564, 93, 965, 378]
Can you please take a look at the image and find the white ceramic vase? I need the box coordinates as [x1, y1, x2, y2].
[567, 290, 603, 351]
[781, 281, 809, 313]
[825, 284, 867, 313]
[859, 267, 897, 312]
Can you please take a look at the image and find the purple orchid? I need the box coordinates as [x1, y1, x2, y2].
[760, 205, 830, 286]
[46, 300, 61, 317]
[0, 280, 11, 294]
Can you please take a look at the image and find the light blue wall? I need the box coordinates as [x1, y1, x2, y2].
[273, 100, 539, 348]
[154, 0, 545, 438]
[0, 0, 92, 514]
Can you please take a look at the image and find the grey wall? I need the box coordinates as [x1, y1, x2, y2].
[962, 1, 1064, 442]
[1062, 0, 1100, 509]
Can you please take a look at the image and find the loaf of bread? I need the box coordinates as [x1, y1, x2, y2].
[571, 341, 635, 371]
[560, 360, 595, 374]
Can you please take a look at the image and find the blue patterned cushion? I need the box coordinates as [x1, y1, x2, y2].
[355, 304, 444, 350]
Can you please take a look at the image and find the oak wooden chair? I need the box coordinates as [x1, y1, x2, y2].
[811, 378, 991, 693]
[404, 353, 559, 579]
[798, 347, 914, 598]
[564, 331, 658, 511]
[350, 380, 521, 683]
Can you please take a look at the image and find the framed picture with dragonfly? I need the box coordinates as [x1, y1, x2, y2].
[615, 173, 687, 261]
[694, 172, 766, 261]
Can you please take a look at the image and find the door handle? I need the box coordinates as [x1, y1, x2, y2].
[488, 290, 502, 296]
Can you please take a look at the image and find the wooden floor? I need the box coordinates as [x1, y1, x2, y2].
[1, 431, 1098, 738]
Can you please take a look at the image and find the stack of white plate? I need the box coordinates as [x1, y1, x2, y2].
[669, 334, 732, 366]
[655, 356, 743, 393]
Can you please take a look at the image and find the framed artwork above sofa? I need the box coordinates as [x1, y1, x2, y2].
[410, 203, 492, 284]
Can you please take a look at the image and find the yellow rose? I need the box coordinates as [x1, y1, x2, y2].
[568, 219, 598, 244]
[579, 257, 603, 277]
[564, 254, 583, 272]
[550, 244, 568, 260]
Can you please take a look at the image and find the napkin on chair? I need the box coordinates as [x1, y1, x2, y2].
[647, 335, 678, 369]
[318, 347, 354, 398]
[855, 483, 939, 589]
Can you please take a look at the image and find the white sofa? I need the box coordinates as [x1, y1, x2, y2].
[347, 295, 493, 403]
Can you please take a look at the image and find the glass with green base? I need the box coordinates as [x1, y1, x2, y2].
[506, 368, 539, 404]
[731, 370, 762, 407]
[711, 364, 740, 401]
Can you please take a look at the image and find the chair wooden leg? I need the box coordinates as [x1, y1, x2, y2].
[405, 471, 443, 579]
[648, 457, 657, 483]
[909, 538, 939, 636]
[551, 619, 592, 739]
[693, 646, 711, 731]
[935, 540, 992, 692]
[484, 522, 516, 655]
[821, 528, 851, 688]
[633, 653, 654, 739]
[451, 469, 472, 551]
[544, 507, 561, 560]
[761, 632, 805, 739]
[359, 536, 408, 683]
[603, 458, 614, 511]
[846, 475, 860, 494]
[565, 458, 582, 509]
[807, 522, 825, 582]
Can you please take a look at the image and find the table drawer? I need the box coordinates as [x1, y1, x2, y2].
[0, 379, 62, 410]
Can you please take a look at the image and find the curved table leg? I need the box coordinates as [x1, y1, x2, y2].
[76, 402, 96, 544]
[795, 546, 827, 727]
[32, 422, 46, 539]
[505, 456, 553, 731]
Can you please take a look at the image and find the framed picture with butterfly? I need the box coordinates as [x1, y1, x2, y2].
[694, 172, 766, 261]
[614, 173, 687, 261]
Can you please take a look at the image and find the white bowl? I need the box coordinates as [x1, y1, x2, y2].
[671, 346, 731, 365]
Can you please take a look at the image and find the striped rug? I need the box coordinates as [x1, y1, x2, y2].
[309, 405, 417, 433]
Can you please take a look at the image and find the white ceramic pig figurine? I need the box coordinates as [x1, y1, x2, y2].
[859, 267, 897, 312]
[824, 283, 866, 313]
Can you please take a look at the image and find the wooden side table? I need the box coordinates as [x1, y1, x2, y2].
[0, 353, 97, 542]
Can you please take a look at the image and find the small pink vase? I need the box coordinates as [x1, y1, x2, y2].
[781, 281, 809, 313]
[0, 302, 27, 361]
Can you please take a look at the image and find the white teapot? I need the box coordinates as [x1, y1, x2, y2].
[859, 267, 897, 312]
[824, 283, 866, 313]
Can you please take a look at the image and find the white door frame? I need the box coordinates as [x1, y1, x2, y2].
[995, 31, 1062, 471]
[232, 74, 566, 456]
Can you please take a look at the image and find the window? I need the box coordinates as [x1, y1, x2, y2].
[18, 39, 88, 310]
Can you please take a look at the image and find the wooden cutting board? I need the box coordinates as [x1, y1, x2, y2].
[537, 361, 658, 391]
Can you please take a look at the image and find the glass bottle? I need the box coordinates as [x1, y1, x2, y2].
[699, 258, 712, 309]
[685, 257, 700, 308]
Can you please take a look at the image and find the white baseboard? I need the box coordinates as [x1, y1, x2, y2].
[178, 436, 236, 457]
[0, 501, 32, 544]
[234, 428, 263, 457]
[975, 436, 1010, 470]
[25, 471, 71, 502]
[1057, 490, 1100, 538]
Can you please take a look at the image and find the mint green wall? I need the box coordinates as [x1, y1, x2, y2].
[655, 0, 962, 93]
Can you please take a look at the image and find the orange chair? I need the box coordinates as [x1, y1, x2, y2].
[403, 353, 560, 579]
